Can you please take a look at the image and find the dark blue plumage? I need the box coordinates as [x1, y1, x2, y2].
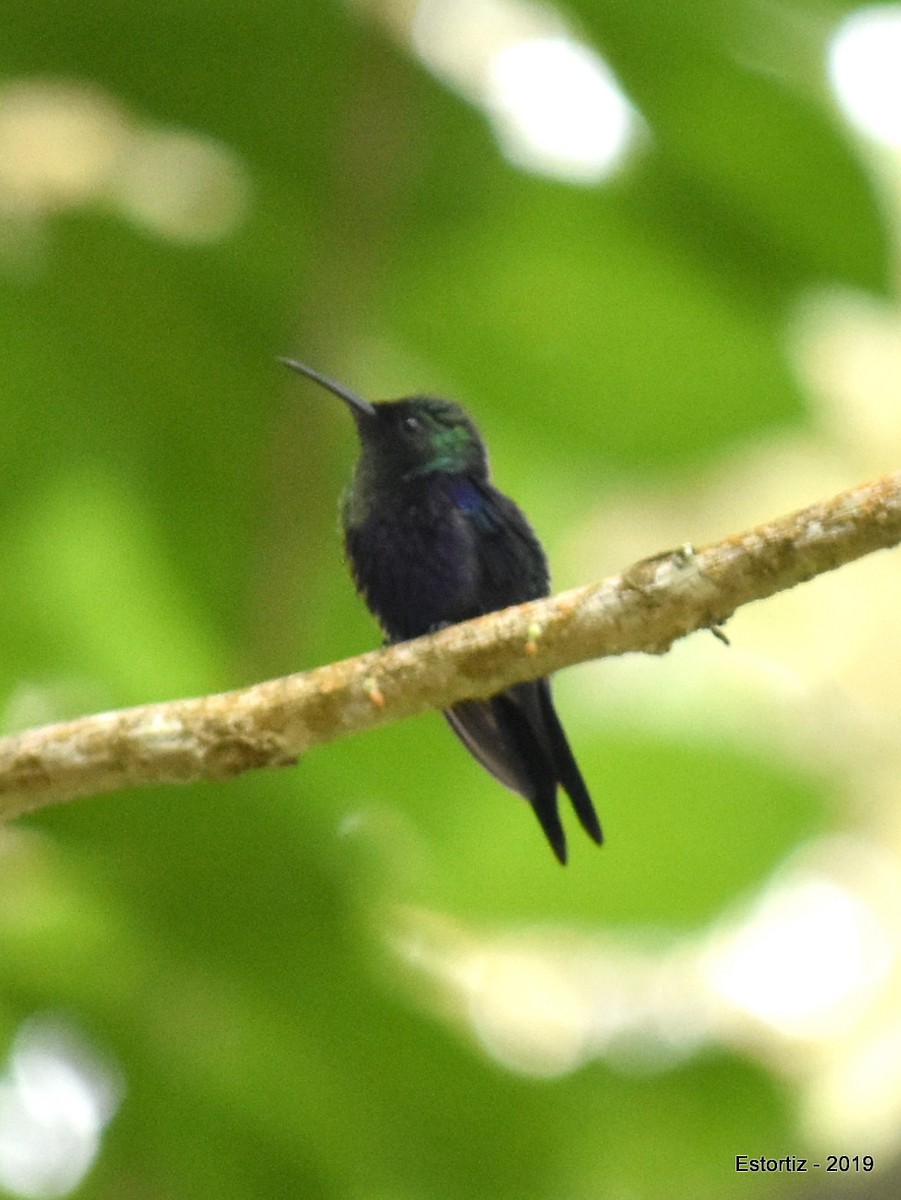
[282, 359, 603, 863]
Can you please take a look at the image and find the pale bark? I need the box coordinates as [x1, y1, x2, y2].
[1, 471, 899, 821]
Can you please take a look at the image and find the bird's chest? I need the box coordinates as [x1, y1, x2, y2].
[344, 481, 480, 640]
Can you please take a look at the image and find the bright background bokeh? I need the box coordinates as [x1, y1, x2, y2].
[2, 0, 901, 1197]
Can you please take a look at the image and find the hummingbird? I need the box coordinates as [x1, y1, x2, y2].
[281, 358, 603, 863]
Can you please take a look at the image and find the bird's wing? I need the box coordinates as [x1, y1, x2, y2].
[445, 692, 567, 862]
[448, 478, 550, 606]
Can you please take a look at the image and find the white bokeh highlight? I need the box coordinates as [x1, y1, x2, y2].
[828, 5, 901, 147]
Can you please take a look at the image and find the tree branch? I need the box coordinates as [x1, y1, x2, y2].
[1, 471, 899, 822]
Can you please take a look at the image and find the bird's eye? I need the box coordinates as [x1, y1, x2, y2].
[402, 415, 420, 434]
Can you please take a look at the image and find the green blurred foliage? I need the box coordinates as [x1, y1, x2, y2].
[0, 0, 887, 1197]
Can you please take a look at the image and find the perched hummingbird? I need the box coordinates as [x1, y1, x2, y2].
[281, 358, 603, 863]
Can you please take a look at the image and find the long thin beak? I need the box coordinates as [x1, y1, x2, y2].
[278, 358, 377, 420]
